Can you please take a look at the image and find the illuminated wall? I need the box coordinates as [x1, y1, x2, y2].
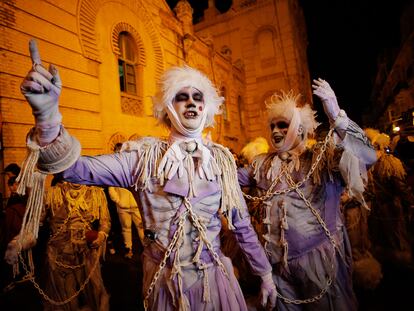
[0, 0, 310, 194]
[195, 0, 311, 140]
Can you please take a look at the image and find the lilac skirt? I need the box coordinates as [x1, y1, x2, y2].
[143, 255, 248, 311]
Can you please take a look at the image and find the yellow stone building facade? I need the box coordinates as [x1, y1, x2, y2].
[0, 0, 310, 195]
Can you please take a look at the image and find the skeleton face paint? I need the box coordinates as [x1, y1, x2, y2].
[269, 117, 304, 152]
[173, 87, 205, 130]
[270, 118, 290, 149]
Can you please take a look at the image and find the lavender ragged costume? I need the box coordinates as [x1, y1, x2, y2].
[238, 81, 377, 310]
[6, 39, 277, 311]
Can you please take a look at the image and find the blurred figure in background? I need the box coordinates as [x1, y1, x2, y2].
[364, 129, 414, 268]
[108, 185, 144, 258]
[340, 188, 382, 292]
[5, 181, 111, 311]
[240, 137, 269, 167]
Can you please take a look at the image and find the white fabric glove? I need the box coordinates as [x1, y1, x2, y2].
[20, 39, 62, 144]
[4, 239, 19, 265]
[312, 78, 340, 122]
[260, 272, 277, 309]
[157, 142, 185, 182]
[4, 234, 36, 265]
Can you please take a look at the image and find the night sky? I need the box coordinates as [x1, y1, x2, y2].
[167, 0, 410, 124]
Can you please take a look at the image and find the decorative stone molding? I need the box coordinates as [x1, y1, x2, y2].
[175, 0, 193, 35]
[129, 133, 141, 141]
[108, 132, 127, 152]
[121, 94, 144, 116]
[220, 45, 232, 61]
[77, 0, 164, 79]
[253, 25, 277, 44]
[111, 22, 146, 66]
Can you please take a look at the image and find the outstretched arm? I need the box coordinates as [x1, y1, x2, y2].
[312, 78, 377, 208]
[312, 78, 376, 165]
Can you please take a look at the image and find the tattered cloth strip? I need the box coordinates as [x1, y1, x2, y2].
[14, 139, 47, 275]
[129, 138, 243, 230]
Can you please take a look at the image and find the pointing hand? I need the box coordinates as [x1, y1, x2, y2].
[20, 39, 62, 125]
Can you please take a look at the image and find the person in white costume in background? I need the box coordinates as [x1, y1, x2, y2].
[238, 81, 377, 310]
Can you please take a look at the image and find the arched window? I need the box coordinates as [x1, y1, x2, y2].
[118, 32, 137, 95]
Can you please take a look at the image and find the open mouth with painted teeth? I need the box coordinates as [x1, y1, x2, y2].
[273, 134, 284, 143]
[184, 110, 199, 118]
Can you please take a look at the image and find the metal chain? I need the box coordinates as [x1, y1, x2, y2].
[183, 198, 229, 278]
[143, 197, 229, 311]
[18, 247, 102, 306]
[284, 172, 339, 252]
[243, 128, 334, 202]
[54, 259, 85, 270]
[48, 209, 73, 242]
[277, 277, 333, 304]
[267, 169, 337, 304]
[244, 129, 337, 304]
[143, 211, 188, 311]
[48, 206, 91, 243]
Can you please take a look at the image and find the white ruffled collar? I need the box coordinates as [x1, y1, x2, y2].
[157, 132, 216, 197]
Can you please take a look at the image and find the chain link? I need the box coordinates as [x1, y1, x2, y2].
[184, 198, 229, 278]
[18, 247, 102, 306]
[54, 259, 85, 270]
[143, 197, 229, 311]
[277, 277, 333, 304]
[284, 173, 339, 252]
[243, 129, 337, 304]
[143, 210, 188, 310]
[243, 129, 334, 202]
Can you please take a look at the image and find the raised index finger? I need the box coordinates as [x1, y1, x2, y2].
[29, 39, 42, 65]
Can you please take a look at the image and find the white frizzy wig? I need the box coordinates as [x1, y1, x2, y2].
[153, 65, 224, 128]
[266, 91, 320, 137]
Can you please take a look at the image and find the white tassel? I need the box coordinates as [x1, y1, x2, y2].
[185, 154, 197, 198]
[16, 140, 40, 195]
[202, 264, 211, 303]
[279, 201, 289, 269]
[211, 144, 242, 230]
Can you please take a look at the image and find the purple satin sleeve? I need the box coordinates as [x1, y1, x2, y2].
[231, 192, 272, 276]
[237, 166, 255, 187]
[59, 152, 138, 188]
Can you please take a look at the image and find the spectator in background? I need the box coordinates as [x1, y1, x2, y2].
[1, 163, 22, 209]
[5, 181, 110, 311]
[364, 129, 414, 267]
[3, 163, 21, 180]
[3, 176, 28, 246]
[1, 175, 28, 292]
[108, 185, 144, 258]
[109, 143, 144, 259]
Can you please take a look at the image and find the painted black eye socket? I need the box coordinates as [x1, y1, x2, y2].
[175, 93, 189, 102]
[276, 121, 289, 129]
[174, 91, 204, 102]
[270, 121, 289, 130]
[192, 92, 203, 101]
